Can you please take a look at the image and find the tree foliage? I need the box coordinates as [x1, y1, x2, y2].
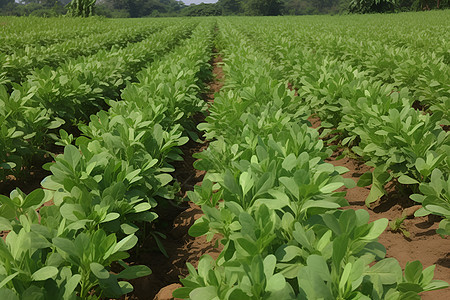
[66, 0, 96, 16]
[0, 0, 449, 17]
[243, 0, 283, 15]
[349, 0, 397, 13]
[218, 0, 242, 15]
[183, 3, 221, 16]
[0, 0, 14, 9]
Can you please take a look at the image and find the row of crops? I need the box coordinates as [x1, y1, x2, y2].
[173, 13, 450, 299]
[0, 17, 216, 298]
[1, 18, 195, 184]
[0, 11, 449, 299]
[231, 12, 449, 236]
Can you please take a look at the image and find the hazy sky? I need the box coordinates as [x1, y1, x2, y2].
[182, 0, 218, 4]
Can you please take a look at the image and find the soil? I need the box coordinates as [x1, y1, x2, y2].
[0, 155, 53, 195]
[0, 144, 64, 195]
[311, 114, 449, 298]
[326, 149, 450, 299]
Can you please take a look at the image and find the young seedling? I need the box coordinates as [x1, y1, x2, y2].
[389, 215, 410, 238]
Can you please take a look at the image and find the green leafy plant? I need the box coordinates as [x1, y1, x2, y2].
[389, 215, 410, 238]
[410, 169, 450, 236]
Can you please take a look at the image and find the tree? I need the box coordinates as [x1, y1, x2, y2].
[348, 0, 397, 13]
[0, 0, 14, 8]
[218, 0, 242, 15]
[243, 0, 283, 15]
[66, 0, 96, 16]
[182, 3, 221, 16]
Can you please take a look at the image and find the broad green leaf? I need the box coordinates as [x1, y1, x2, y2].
[266, 273, 286, 292]
[364, 258, 402, 285]
[0, 288, 19, 300]
[0, 272, 19, 289]
[307, 255, 331, 282]
[118, 265, 151, 280]
[189, 286, 218, 300]
[398, 175, 419, 185]
[113, 234, 137, 253]
[404, 261, 422, 283]
[188, 218, 209, 237]
[90, 263, 109, 280]
[320, 182, 344, 193]
[31, 266, 58, 281]
[361, 218, 388, 241]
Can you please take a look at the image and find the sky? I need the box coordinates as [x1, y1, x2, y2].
[182, 0, 218, 5]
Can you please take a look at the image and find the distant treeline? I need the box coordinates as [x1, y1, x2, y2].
[0, 0, 448, 17]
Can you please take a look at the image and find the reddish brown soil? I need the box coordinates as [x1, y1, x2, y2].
[205, 54, 223, 104]
[124, 53, 225, 300]
[327, 149, 450, 299]
[309, 108, 449, 298]
[126, 202, 222, 300]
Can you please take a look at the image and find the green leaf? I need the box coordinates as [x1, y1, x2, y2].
[307, 255, 331, 282]
[361, 218, 388, 241]
[118, 265, 151, 280]
[0, 272, 19, 289]
[397, 282, 423, 293]
[0, 288, 19, 300]
[425, 205, 450, 217]
[275, 245, 302, 262]
[23, 189, 46, 209]
[113, 235, 137, 253]
[102, 213, 120, 223]
[22, 285, 44, 300]
[118, 281, 133, 295]
[263, 255, 277, 279]
[239, 172, 254, 197]
[279, 177, 299, 199]
[422, 280, 450, 291]
[266, 273, 286, 292]
[282, 154, 297, 172]
[357, 172, 372, 187]
[398, 175, 419, 185]
[90, 263, 109, 280]
[31, 266, 58, 281]
[63, 274, 81, 300]
[132, 202, 151, 213]
[302, 200, 340, 211]
[364, 167, 390, 207]
[332, 235, 348, 270]
[172, 287, 192, 298]
[364, 258, 402, 285]
[0, 217, 12, 231]
[339, 262, 352, 294]
[188, 218, 209, 237]
[189, 286, 218, 300]
[236, 238, 257, 256]
[319, 182, 344, 193]
[63, 145, 81, 169]
[52, 237, 78, 258]
[404, 261, 422, 283]
[60, 204, 85, 221]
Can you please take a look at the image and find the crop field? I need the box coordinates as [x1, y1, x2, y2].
[0, 11, 449, 300]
